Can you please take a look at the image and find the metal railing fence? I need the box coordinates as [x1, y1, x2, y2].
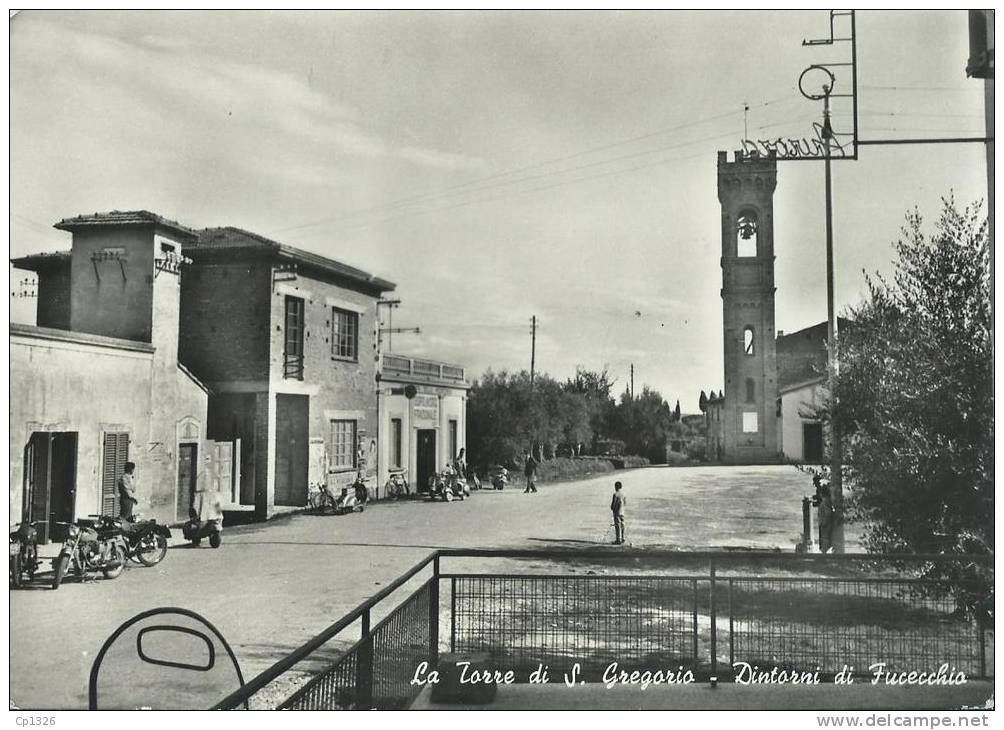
[215, 549, 992, 709]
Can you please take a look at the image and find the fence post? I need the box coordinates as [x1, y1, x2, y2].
[709, 556, 717, 677]
[430, 554, 441, 665]
[451, 576, 457, 653]
[728, 578, 734, 668]
[356, 608, 373, 710]
[977, 603, 987, 679]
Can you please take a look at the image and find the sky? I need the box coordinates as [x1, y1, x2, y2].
[8, 10, 989, 411]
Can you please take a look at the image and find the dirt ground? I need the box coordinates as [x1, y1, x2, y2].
[10, 464, 856, 709]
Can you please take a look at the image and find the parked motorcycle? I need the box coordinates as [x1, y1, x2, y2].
[115, 517, 171, 566]
[9, 521, 42, 588]
[182, 513, 223, 548]
[333, 478, 369, 515]
[384, 469, 411, 499]
[489, 465, 509, 490]
[427, 469, 467, 502]
[52, 516, 127, 589]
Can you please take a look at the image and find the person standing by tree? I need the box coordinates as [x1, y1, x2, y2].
[610, 481, 626, 545]
[523, 449, 539, 493]
[118, 462, 138, 520]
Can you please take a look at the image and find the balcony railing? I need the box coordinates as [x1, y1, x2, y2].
[284, 352, 304, 380]
[381, 354, 466, 383]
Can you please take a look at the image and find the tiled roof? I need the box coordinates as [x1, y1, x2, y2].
[54, 210, 197, 239]
[11, 250, 71, 271]
[193, 227, 395, 292]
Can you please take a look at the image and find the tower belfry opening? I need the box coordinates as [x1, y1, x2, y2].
[716, 150, 780, 464]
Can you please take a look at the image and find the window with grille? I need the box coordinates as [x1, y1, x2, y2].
[329, 420, 356, 470]
[331, 308, 358, 361]
[284, 296, 305, 379]
[391, 418, 403, 468]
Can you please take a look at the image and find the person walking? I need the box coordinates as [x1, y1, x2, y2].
[118, 461, 139, 520]
[523, 449, 539, 493]
[610, 481, 626, 545]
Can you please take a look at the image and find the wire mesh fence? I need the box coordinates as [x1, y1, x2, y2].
[219, 550, 992, 710]
[451, 574, 700, 677]
[278, 578, 434, 710]
[726, 576, 986, 678]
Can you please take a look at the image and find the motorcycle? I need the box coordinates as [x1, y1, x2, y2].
[52, 516, 127, 589]
[489, 465, 509, 490]
[9, 521, 42, 588]
[333, 478, 369, 515]
[427, 469, 467, 502]
[115, 517, 171, 566]
[182, 513, 223, 548]
[384, 469, 410, 499]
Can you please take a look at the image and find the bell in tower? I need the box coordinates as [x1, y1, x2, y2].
[716, 150, 780, 464]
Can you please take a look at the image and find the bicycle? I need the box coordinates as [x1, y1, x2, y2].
[308, 483, 339, 514]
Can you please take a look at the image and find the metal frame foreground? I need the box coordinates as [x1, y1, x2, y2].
[212, 549, 993, 710]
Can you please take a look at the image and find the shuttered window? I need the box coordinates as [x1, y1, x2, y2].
[101, 432, 129, 516]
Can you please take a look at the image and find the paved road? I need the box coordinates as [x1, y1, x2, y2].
[10, 465, 829, 709]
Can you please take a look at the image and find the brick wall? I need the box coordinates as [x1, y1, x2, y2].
[179, 261, 272, 384]
[269, 276, 380, 496]
[36, 265, 71, 330]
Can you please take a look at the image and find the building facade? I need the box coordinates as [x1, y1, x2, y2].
[179, 227, 396, 520]
[716, 150, 780, 464]
[378, 354, 470, 493]
[10, 212, 215, 536]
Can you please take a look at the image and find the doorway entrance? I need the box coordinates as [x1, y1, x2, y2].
[275, 394, 309, 506]
[24, 432, 78, 543]
[415, 429, 437, 493]
[803, 422, 824, 463]
[177, 443, 198, 522]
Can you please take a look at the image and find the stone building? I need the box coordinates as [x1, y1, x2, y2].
[714, 150, 780, 464]
[10, 212, 213, 537]
[378, 354, 470, 494]
[179, 227, 396, 520]
[13, 211, 468, 526]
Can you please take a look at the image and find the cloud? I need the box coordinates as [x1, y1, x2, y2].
[19, 19, 485, 173]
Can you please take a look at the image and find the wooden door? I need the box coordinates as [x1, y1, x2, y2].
[275, 394, 309, 506]
[416, 429, 437, 493]
[177, 443, 197, 521]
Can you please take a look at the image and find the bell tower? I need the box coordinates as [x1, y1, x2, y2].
[717, 150, 779, 464]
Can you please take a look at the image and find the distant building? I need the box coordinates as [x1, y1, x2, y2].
[704, 319, 851, 465]
[714, 150, 780, 464]
[378, 354, 469, 493]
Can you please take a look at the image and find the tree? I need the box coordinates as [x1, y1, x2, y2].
[673, 400, 681, 422]
[699, 390, 708, 412]
[832, 197, 992, 562]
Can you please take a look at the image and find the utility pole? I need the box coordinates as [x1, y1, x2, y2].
[822, 81, 845, 554]
[630, 364, 634, 399]
[530, 315, 536, 387]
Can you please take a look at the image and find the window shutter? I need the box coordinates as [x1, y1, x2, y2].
[101, 433, 129, 516]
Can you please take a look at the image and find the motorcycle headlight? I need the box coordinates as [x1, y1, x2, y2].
[66, 525, 80, 539]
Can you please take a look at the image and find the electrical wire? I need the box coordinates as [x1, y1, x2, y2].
[272, 94, 799, 236]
